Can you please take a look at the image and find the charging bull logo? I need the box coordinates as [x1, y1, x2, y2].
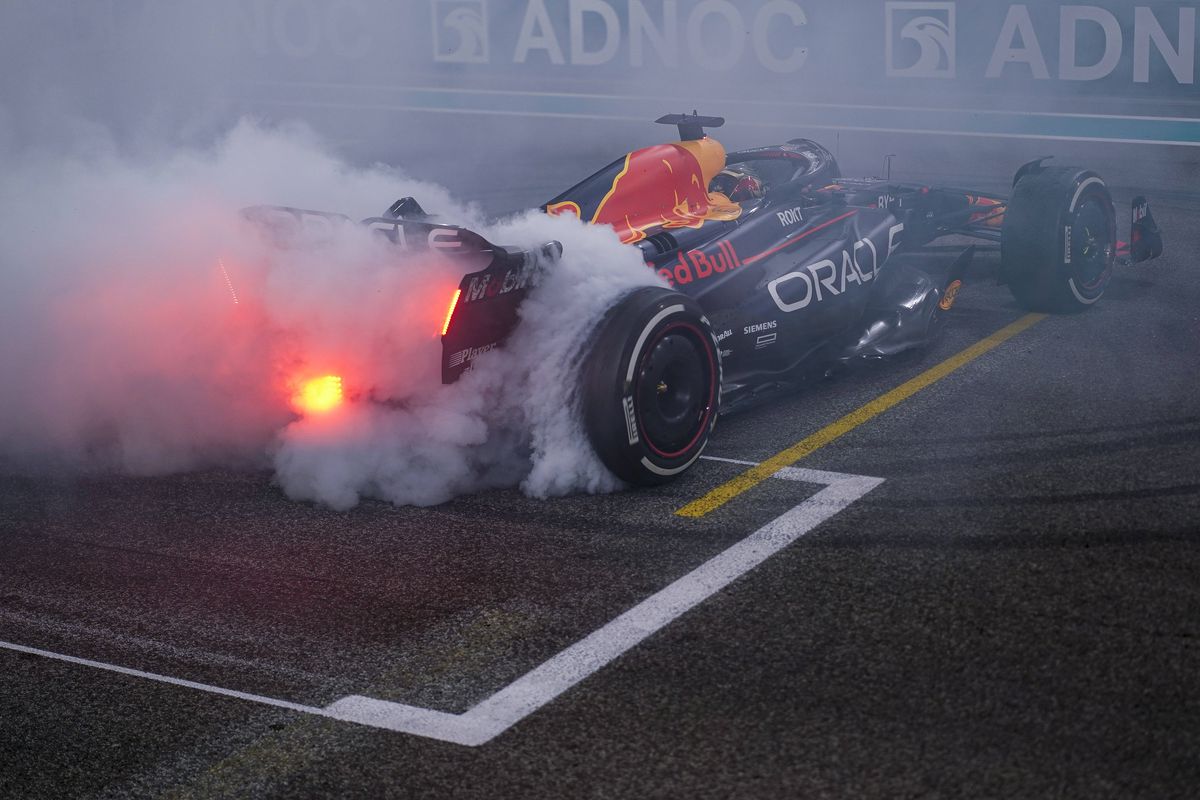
[548, 138, 742, 245]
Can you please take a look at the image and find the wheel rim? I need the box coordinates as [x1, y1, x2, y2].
[635, 322, 716, 459]
[1070, 197, 1114, 292]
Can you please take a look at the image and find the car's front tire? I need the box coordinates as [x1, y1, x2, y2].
[582, 287, 721, 486]
[1002, 166, 1117, 312]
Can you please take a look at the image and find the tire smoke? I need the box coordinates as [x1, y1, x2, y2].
[0, 121, 661, 507]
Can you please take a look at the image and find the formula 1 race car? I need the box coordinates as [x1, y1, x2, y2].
[254, 113, 1165, 486]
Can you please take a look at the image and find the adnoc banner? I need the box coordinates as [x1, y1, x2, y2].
[226, 0, 1200, 144]
[12, 1, 1196, 146]
[412, 0, 1197, 97]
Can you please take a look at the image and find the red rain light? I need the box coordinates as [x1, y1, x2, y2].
[292, 375, 344, 415]
[441, 289, 462, 336]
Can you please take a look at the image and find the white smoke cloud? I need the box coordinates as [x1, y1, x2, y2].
[271, 210, 662, 509]
[0, 119, 662, 507]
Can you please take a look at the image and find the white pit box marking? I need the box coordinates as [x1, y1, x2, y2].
[0, 460, 882, 747]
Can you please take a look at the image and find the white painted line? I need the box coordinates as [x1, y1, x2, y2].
[0, 639, 326, 717]
[1, 466, 882, 747]
[461, 472, 883, 737]
[323, 696, 490, 747]
[233, 96, 1200, 148]
[777, 466, 872, 486]
[701, 456, 856, 486]
[244, 79, 1200, 124]
[700, 455, 759, 466]
[0, 606, 335, 684]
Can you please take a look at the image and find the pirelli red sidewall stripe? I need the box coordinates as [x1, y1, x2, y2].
[635, 319, 719, 460]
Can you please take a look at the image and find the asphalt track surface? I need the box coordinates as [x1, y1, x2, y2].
[2, 149, 1199, 798]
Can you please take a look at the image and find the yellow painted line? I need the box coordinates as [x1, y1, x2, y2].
[677, 313, 1048, 518]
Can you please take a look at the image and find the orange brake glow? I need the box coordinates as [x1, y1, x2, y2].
[441, 289, 462, 336]
[940, 280, 963, 311]
[293, 375, 344, 415]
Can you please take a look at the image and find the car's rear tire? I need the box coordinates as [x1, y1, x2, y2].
[1002, 166, 1117, 312]
[582, 287, 721, 486]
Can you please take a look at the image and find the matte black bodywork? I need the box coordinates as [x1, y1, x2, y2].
[443, 135, 984, 407]
[244, 120, 1161, 437]
[429, 123, 1160, 406]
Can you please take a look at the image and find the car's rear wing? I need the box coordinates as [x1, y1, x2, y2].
[241, 202, 563, 385]
[242, 204, 497, 271]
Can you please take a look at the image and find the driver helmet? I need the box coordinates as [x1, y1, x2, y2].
[710, 164, 765, 202]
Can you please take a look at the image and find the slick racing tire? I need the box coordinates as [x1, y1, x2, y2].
[582, 287, 721, 486]
[1002, 167, 1117, 312]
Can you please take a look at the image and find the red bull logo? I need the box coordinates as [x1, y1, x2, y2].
[657, 242, 743, 287]
[548, 138, 742, 245]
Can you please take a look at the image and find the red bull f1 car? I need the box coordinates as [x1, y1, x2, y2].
[252, 114, 1164, 487]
